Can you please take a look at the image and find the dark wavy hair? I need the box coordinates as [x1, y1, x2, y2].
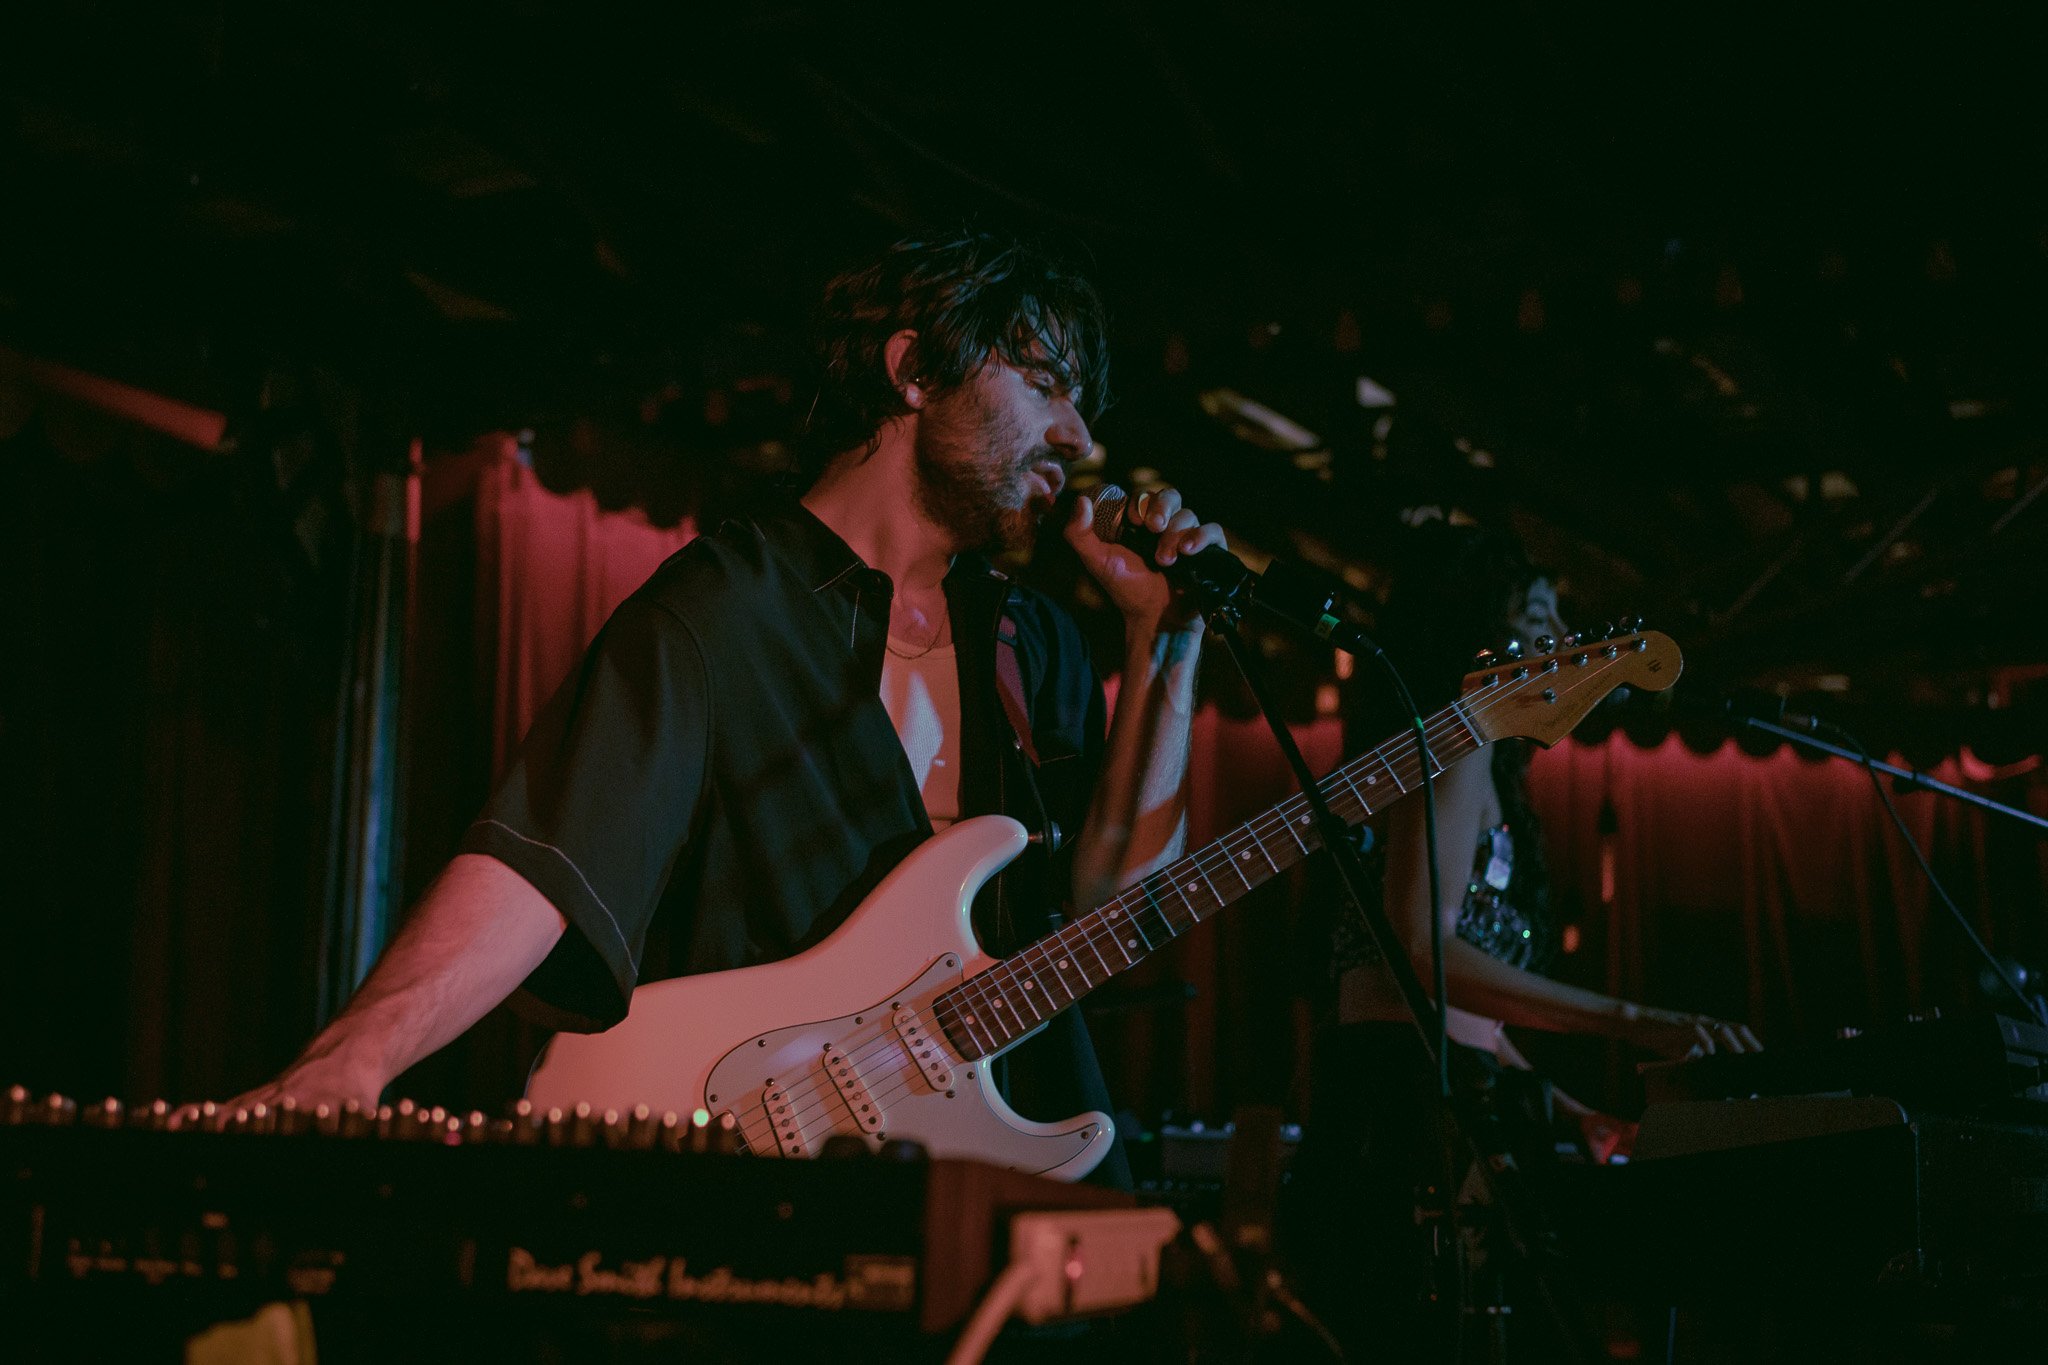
[797, 230, 1111, 476]
[1347, 517, 1557, 967]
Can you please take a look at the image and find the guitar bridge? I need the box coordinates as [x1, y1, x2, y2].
[893, 1008, 955, 1092]
[822, 1042, 885, 1137]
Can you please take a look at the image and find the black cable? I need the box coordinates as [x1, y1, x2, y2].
[1823, 720, 2046, 1027]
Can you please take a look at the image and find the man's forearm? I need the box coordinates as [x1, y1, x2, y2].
[1071, 624, 1203, 910]
[281, 853, 568, 1099]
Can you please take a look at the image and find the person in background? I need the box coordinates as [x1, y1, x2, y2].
[1283, 513, 1761, 1356]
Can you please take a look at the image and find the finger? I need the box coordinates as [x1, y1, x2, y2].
[1177, 523, 1227, 556]
[1064, 494, 1094, 541]
[1736, 1024, 1763, 1052]
[1156, 509, 1202, 563]
[1692, 1022, 1717, 1056]
[1142, 488, 1182, 530]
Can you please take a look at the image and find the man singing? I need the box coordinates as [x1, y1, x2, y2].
[233, 231, 1225, 1186]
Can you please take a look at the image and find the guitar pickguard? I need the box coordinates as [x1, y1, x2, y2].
[705, 953, 968, 1157]
[701, 952, 1107, 1176]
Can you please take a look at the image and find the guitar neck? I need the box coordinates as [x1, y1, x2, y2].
[931, 698, 1487, 1061]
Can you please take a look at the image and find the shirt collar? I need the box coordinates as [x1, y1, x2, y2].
[754, 496, 1011, 597]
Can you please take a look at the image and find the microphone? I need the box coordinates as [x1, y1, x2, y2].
[1715, 688, 1827, 735]
[1089, 484, 1255, 598]
[1089, 484, 1380, 655]
[1659, 684, 1828, 734]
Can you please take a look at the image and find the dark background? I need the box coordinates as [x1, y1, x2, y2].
[3, 1, 2044, 1114]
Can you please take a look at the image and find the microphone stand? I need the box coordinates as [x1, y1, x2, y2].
[1737, 718, 2048, 836]
[1733, 714, 2048, 1025]
[1187, 570, 1595, 1364]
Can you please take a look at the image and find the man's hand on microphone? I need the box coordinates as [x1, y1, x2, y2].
[1064, 486, 1227, 633]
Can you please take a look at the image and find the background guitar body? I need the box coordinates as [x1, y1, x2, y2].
[526, 814, 1115, 1180]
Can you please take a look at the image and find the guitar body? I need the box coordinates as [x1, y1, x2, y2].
[525, 815, 1114, 1181]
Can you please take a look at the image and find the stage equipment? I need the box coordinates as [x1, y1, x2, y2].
[1639, 1008, 2048, 1114]
[1571, 1012, 2048, 1346]
[0, 1089, 1153, 1356]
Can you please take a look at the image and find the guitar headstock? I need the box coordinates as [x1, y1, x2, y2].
[1459, 621, 1682, 748]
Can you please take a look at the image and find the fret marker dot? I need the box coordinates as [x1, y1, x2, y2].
[1057, 959, 1069, 970]
[1126, 939, 1137, 950]
[1022, 980, 1035, 990]
[1366, 775, 1376, 784]
[1188, 883, 1198, 893]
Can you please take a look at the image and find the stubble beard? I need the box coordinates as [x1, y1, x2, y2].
[911, 389, 1043, 556]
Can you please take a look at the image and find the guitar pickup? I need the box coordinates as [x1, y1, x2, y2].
[893, 1008, 956, 1092]
[822, 1043, 885, 1136]
[760, 1083, 809, 1158]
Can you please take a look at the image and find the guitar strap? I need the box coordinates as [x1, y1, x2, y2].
[992, 612, 1039, 766]
[994, 606, 1062, 864]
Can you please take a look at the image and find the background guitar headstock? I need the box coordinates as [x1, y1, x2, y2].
[1460, 620, 1682, 748]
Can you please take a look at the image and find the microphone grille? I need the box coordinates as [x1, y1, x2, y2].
[1091, 483, 1129, 544]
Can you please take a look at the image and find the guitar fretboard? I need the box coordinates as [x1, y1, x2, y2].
[929, 695, 1488, 1062]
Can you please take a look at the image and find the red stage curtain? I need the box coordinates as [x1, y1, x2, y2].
[476, 451, 696, 773]
[1528, 735, 2046, 1093]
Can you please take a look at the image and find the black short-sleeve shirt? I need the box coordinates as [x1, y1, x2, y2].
[461, 498, 1108, 1035]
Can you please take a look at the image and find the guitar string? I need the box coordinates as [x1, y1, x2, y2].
[732, 655, 1629, 1154]
[726, 654, 1634, 1154]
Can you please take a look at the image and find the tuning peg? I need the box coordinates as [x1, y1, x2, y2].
[1533, 634, 1555, 654]
[1616, 614, 1643, 635]
[1502, 638, 1524, 660]
[1471, 647, 1496, 668]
